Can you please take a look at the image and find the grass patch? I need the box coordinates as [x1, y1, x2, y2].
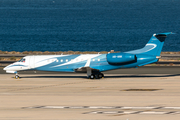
[10, 56, 17, 60]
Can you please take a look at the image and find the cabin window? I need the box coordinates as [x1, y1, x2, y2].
[66, 59, 68, 62]
[98, 59, 100, 61]
[92, 59, 95, 61]
[18, 58, 25, 62]
[61, 59, 63, 62]
[56, 60, 58, 62]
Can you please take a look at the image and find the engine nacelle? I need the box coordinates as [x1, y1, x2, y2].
[107, 53, 136, 65]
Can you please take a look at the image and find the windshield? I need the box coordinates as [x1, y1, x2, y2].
[18, 58, 25, 62]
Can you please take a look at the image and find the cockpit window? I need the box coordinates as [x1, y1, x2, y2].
[18, 58, 25, 62]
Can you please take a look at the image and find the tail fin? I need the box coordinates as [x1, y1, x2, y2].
[126, 32, 173, 56]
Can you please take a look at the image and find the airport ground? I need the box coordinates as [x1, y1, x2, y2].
[1, 66, 180, 120]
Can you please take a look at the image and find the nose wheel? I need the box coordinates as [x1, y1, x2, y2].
[15, 73, 20, 79]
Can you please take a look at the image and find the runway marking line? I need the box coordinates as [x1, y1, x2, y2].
[23, 106, 180, 115]
[84, 111, 180, 115]
[23, 106, 180, 110]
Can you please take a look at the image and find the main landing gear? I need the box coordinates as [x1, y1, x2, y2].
[87, 69, 104, 79]
[89, 73, 104, 79]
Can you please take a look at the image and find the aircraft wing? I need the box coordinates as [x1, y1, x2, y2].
[74, 58, 99, 73]
[74, 66, 98, 73]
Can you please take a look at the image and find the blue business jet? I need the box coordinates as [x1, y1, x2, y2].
[4, 32, 173, 79]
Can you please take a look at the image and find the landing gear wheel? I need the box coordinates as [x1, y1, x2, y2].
[90, 74, 95, 79]
[95, 74, 100, 79]
[98, 73, 103, 78]
[100, 73, 104, 78]
[15, 75, 19, 79]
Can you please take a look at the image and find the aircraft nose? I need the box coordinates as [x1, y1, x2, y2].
[3, 66, 8, 71]
[3, 64, 11, 71]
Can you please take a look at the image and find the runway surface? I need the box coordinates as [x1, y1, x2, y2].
[1, 71, 180, 119]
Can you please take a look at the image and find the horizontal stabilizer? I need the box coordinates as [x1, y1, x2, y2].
[154, 32, 174, 42]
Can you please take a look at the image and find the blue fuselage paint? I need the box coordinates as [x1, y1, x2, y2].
[33, 54, 157, 72]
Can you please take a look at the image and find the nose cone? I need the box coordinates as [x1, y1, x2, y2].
[3, 66, 8, 71]
[3, 64, 12, 71]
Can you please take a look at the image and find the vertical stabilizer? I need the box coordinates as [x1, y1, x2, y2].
[126, 32, 173, 56]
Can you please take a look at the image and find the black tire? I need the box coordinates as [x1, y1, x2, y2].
[98, 73, 103, 78]
[90, 74, 95, 79]
[101, 73, 104, 78]
[95, 74, 100, 79]
[15, 75, 19, 79]
[98, 73, 104, 78]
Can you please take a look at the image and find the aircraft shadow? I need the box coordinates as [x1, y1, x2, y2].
[19, 74, 180, 79]
[104, 74, 180, 78]
[19, 76, 87, 79]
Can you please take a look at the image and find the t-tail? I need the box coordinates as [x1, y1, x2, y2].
[126, 32, 173, 56]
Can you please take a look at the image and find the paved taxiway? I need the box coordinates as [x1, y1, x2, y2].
[1, 67, 180, 120]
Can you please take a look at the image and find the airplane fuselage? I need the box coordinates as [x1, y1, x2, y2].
[4, 53, 158, 73]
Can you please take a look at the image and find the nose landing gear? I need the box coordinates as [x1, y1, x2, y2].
[15, 73, 20, 79]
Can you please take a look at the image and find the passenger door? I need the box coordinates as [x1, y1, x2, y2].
[29, 56, 35, 69]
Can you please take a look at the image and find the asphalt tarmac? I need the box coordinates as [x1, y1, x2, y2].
[1, 66, 180, 120]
